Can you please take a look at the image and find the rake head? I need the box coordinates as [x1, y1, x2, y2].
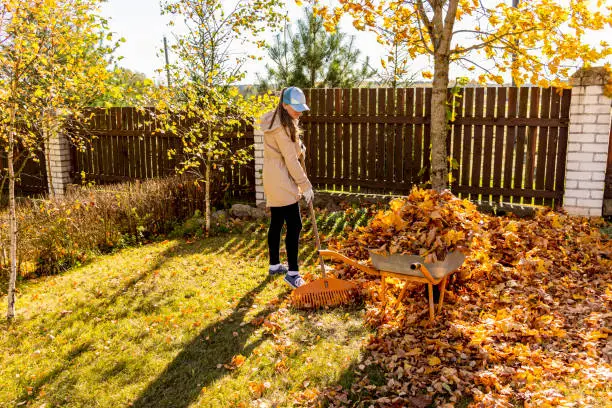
[290, 277, 359, 309]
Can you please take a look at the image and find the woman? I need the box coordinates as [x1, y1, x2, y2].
[260, 87, 314, 289]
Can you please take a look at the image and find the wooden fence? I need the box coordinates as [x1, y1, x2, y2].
[0, 147, 48, 196]
[69, 107, 255, 202]
[301, 86, 571, 206]
[4, 86, 574, 208]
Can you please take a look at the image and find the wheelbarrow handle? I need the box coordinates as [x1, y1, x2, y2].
[319, 250, 381, 276]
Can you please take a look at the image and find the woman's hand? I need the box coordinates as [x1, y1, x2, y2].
[302, 188, 314, 204]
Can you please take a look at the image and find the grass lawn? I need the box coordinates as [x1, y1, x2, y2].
[0, 222, 373, 408]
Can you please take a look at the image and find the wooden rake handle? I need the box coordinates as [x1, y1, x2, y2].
[299, 156, 326, 279]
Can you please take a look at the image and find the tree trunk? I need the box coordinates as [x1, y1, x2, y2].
[7, 106, 18, 322]
[44, 111, 55, 197]
[205, 155, 211, 233]
[430, 54, 451, 191]
[205, 125, 212, 233]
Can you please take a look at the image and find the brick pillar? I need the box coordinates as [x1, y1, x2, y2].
[46, 132, 72, 197]
[563, 67, 612, 216]
[254, 120, 265, 206]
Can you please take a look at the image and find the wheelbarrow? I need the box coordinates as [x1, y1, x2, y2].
[319, 249, 465, 321]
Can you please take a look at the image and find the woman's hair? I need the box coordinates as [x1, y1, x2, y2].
[268, 88, 299, 142]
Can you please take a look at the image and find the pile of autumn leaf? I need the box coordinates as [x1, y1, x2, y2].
[318, 188, 612, 408]
[327, 187, 484, 268]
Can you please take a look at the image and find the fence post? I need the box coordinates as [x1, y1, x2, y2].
[46, 131, 72, 197]
[254, 118, 265, 206]
[564, 67, 611, 216]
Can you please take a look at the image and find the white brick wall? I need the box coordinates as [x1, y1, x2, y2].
[254, 125, 266, 206]
[563, 69, 611, 217]
[46, 133, 72, 197]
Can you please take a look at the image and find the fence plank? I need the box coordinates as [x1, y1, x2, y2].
[121, 108, 129, 178]
[545, 89, 561, 206]
[461, 87, 474, 198]
[525, 87, 540, 203]
[351, 88, 359, 187]
[317, 89, 326, 184]
[514, 87, 529, 202]
[326, 88, 335, 188]
[359, 88, 368, 187]
[492, 87, 506, 203]
[414, 88, 424, 185]
[535, 88, 551, 206]
[138, 109, 148, 179]
[395, 88, 405, 185]
[92, 109, 100, 183]
[405, 88, 415, 185]
[367, 88, 377, 188]
[334, 88, 342, 188]
[423, 88, 432, 184]
[147, 108, 155, 179]
[446, 89, 453, 190]
[342, 88, 350, 186]
[125, 107, 133, 178]
[450, 88, 463, 192]
[110, 107, 118, 178]
[152, 112, 161, 178]
[383, 88, 397, 182]
[555, 88, 571, 208]
[103, 109, 112, 183]
[482, 87, 496, 201]
[83, 114, 93, 181]
[376, 88, 385, 182]
[503, 87, 518, 202]
[471, 87, 484, 197]
[304, 88, 312, 173]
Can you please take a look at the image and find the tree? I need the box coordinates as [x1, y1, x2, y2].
[0, 0, 117, 321]
[158, 0, 284, 232]
[161, 0, 285, 88]
[371, 13, 427, 90]
[92, 67, 158, 107]
[311, 0, 612, 190]
[257, 8, 375, 90]
[377, 31, 417, 88]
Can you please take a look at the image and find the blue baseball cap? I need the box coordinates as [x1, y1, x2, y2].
[282, 86, 310, 112]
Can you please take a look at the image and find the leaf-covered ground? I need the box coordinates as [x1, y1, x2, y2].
[1, 192, 610, 408]
[320, 189, 612, 407]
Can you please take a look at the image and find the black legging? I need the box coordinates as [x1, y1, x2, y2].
[268, 202, 302, 272]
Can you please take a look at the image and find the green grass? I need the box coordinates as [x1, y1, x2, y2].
[0, 223, 373, 408]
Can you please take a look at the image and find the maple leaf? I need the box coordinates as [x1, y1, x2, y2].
[229, 354, 246, 369]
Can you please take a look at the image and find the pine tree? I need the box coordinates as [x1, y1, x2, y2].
[257, 8, 375, 90]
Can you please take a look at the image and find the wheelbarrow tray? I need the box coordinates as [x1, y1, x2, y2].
[369, 250, 465, 280]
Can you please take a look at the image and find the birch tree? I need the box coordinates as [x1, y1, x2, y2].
[156, 0, 285, 232]
[1, 0, 117, 321]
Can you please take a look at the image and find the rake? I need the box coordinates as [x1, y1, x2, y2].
[290, 159, 358, 309]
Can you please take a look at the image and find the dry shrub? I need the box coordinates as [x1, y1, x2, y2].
[0, 176, 216, 277]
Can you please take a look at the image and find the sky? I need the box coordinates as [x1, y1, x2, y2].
[99, 0, 612, 86]
[99, 0, 385, 85]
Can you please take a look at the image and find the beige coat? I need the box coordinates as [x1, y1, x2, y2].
[260, 110, 312, 208]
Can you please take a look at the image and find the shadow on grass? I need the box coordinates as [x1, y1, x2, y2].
[131, 277, 275, 408]
[16, 341, 92, 403]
